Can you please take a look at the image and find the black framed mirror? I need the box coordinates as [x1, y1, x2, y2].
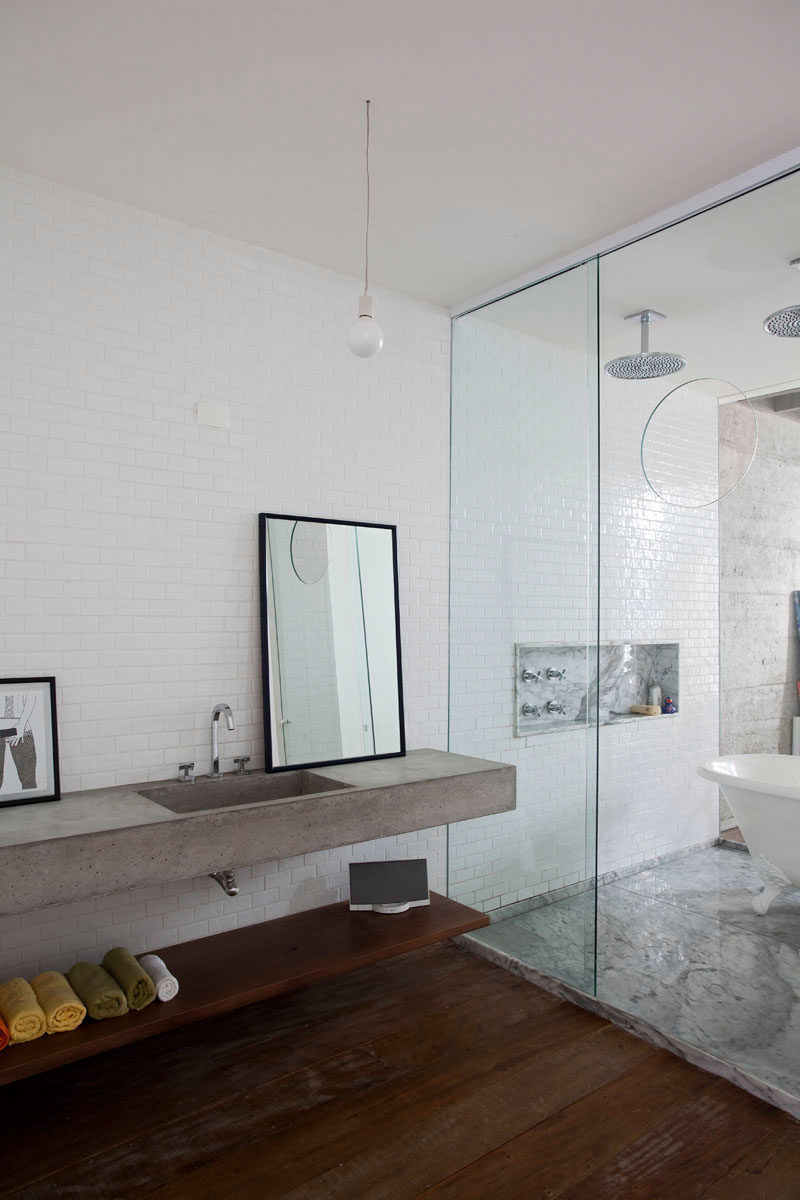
[258, 513, 406, 772]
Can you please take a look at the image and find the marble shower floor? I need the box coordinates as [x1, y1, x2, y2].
[467, 845, 800, 1107]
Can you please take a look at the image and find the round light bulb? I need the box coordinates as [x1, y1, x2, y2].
[347, 293, 384, 358]
[347, 315, 384, 358]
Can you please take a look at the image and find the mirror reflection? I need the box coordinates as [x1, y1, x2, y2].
[259, 515, 405, 770]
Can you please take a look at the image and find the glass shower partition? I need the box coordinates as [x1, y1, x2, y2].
[448, 259, 600, 994]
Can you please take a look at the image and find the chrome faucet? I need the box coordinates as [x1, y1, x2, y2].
[208, 703, 235, 779]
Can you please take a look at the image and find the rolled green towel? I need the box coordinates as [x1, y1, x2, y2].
[67, 962, 128, 1020]
[103, 947, 156, 1011]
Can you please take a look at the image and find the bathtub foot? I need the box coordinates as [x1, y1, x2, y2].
[753, 884, 782, 915]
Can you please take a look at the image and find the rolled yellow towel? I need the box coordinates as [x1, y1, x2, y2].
[0, 977, 47, 1043]
[30, 971, 86, 1034]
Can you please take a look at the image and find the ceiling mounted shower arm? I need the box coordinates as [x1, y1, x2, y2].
[626, 309, 667, 356]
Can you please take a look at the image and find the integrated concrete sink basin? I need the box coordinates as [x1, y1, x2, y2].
[138, 770, 353, 814]
[3, 750, 516, 917]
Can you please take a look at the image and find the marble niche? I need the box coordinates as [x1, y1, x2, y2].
[514, 641, 679, 736]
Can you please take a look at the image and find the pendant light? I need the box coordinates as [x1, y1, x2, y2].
[347, 100, 384, 358]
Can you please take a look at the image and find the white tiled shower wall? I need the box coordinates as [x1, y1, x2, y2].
[448, 312, 719, 913]
[0, 167, 450, 975]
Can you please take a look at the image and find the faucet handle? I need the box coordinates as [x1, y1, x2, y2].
[178, 762, 195, 783]
[233, 756, 250, 775]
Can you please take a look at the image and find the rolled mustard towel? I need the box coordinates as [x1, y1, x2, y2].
[67, 961, 128, 1020]
[103, 947, 156, 1011]
[0, 1016, 8, 1051]
[0, 977, 47, 1043]
[138, 954, 179, 1002]
[30, 971, 86, 1034]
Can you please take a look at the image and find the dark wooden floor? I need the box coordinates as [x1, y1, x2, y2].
[1, 942, 798, 1199]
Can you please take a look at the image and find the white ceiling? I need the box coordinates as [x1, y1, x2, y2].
[478, 169, 800, 399]
[2, 0, 800, 308]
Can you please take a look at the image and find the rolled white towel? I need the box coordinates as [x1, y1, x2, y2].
[138, 953, 179, 1002]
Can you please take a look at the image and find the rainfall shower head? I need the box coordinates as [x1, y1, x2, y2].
[604, 310, 687, 381]
[763, 306, 800, 337]
[764, 259, 800, 337]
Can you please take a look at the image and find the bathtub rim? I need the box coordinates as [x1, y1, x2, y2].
[699, 753, 800, 801]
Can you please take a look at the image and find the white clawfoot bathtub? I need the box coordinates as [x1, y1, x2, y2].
[699, 754, 800, 914]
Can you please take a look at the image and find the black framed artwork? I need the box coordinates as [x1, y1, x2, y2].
[0, 677, 60, 807]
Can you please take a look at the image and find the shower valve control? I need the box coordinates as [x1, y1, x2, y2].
[546, 668, 566, 681]
[521, 669, 542, 683]
[546, 700, 566, 715]
[521, 703, 541, 718]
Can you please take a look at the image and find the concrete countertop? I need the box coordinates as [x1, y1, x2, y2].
[0, 749, 515, 916]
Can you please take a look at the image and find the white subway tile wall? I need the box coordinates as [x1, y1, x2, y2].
[0, 166, 450, 974]
[448, 314, 720, 913]
[0, 832, 444, 980]
[598, 379, 719, 874]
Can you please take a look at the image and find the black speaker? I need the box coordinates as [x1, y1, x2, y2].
[348, 859, 430, 914]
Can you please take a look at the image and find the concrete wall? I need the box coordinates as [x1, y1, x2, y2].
[719, 403, 800, 823]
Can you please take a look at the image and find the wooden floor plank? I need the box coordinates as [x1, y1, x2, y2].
[2, 943, 798, 1200]
[557, 1081, 781, 1200]
[210, 946, 547, 1090]
[697, 1123, 800, 1199]
[414, 1053, 727, 1199]
[272, 1024, 656, 1200]
[136, 1002, 611, 1200]
[3, 959, 565, 1199]
[0, 945, 494, 1196]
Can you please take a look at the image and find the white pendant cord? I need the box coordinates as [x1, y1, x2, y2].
[364, 99, 371, 297]
[346, 99, 383, 357]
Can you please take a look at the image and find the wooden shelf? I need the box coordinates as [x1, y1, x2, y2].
[0, 892, 488, 1086]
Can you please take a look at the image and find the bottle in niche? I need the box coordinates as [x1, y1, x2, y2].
[648, 684, 662, 708]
